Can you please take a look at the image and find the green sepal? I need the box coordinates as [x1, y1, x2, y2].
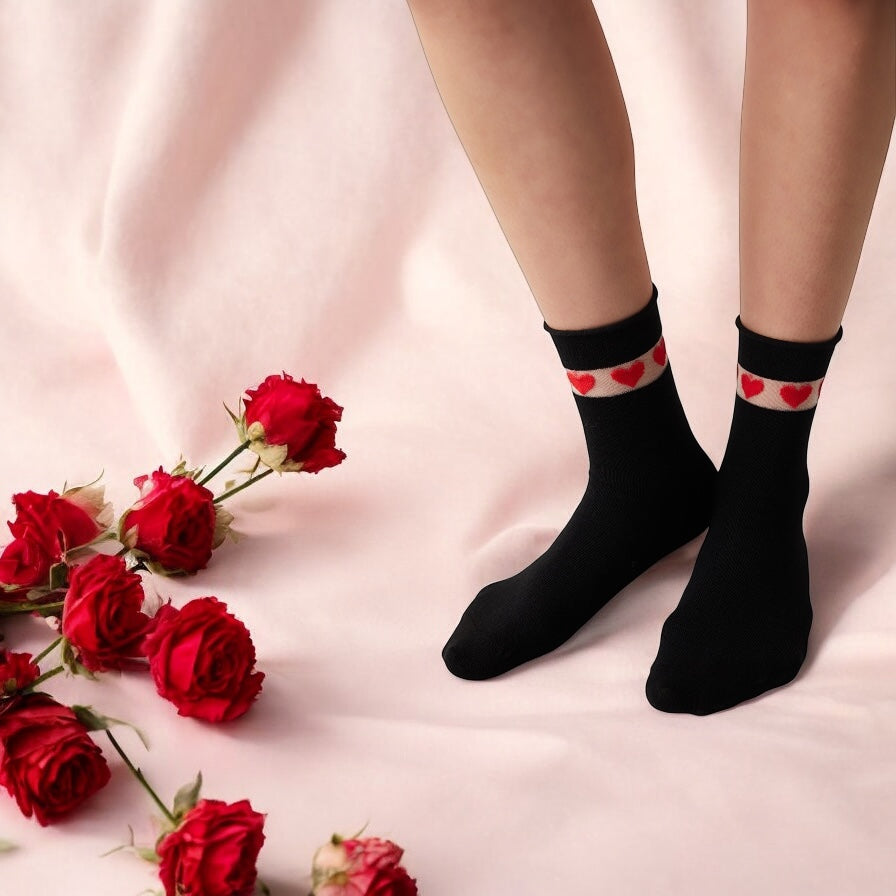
[60, 468, 105, 495]
[2, 582, 33, 595]
[60, 638, 77, 672]
[117, 518, 139, 550]
[100, 825, 161, 865]
[343, 821, 369, 842]
[171, 770, 202, 821]
[59, 639, 97, 681]
[65, 529, 118, 560]
[223, 400, 241, 425]
[71, 705, 150, 750]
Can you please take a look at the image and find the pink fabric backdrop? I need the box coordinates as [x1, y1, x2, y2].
[1, 1, 894, 893]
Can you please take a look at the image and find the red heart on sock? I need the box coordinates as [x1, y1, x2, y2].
[567, 371, 596, 394]
[610, 361, 644, 388]
[780, 383, 812, 408]
[741, 373, 764, 398]
[652, 338, 667, 367]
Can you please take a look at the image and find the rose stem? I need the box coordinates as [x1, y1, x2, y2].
[105, 730, 177, 826]
[29, 665, 64, 688]
[32, 636, 63, 665]
[0, 599, 64, 616]
[213, 467, 274, 503]
[197, 439, 252, 487]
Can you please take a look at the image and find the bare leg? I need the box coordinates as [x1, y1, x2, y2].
[739, 0, 896, 341]
[409, 1, 717, 681]
[647, 1, 896, 716]
[404, 0, 653, 329]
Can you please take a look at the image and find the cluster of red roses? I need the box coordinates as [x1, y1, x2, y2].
[0, 373, 419, 895]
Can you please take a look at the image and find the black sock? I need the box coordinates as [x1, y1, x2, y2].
[442, 283, 717, 679]
[646, 316, 843, 715]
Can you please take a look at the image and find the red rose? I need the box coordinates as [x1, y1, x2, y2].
[61, 554, 153, 672]
[8, 489, 103, 555]
[312, 836, 419, 896]
[0, 486, 109, 595]
[142, 596, 264, 721]
[119, 469, 230, 575]
[0, 651, 40, 696]
[156, 798, 266, 896]
[0, 693, 111, 825]
[0, 536, 56, 596]
[239, 373, 346, 474]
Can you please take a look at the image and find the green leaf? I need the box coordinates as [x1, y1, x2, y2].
[171, 771, 202, 819]
[255, 878, 271, 895]
[71, 705, 151, 750]
[48, 562, 69, 591]
[21, 585, 49, 599]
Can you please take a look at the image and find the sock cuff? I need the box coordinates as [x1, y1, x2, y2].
[543, 282, 661, 369]
[565, 333, 668, 397]
[735, 316, 843, 381]
[735, 318, 842, 411]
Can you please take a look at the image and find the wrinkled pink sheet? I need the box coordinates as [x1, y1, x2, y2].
[1, 2, 894, 893]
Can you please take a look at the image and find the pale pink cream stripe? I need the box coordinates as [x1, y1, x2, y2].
[564, 335, 668, 397]
[736, 365, 825, 411]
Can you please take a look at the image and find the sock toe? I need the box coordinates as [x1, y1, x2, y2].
[645, 668, 706, 714]
[646, 656, 806, 716]
[442, 629, 513, 681]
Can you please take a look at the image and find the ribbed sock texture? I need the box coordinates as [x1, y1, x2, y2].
[646, 316, 843, 715]
[442, 284, 716, 680]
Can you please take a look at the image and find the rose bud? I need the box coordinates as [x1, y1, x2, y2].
[118, 468, 233, 575]
[235, 372, 346, 474]
[0, 692, 111, 825]
[142, 596, 264, 722]
[61, 554, 153, 672]
[156, 797, 266, 896]
[0, 651, 40, 696]
[311, 835, 419, 896]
